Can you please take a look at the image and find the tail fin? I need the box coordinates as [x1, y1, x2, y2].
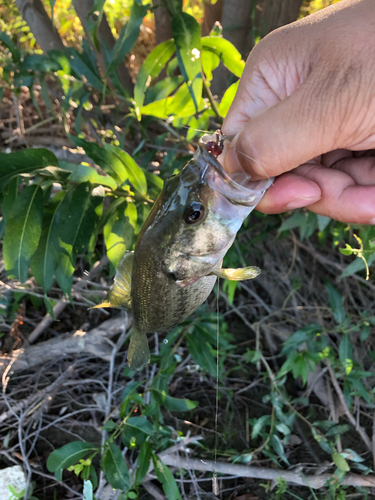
[128, 327, 150, 371]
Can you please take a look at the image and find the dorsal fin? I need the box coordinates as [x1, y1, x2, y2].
[93, 251, 134, 310]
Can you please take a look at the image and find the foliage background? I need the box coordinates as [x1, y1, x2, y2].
[1, 0, 375, 499]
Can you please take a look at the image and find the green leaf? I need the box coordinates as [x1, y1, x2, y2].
[0, 31, 21, 62]
[4, 185, 43, 283]
[140, 82, 203, 119]
[65, 48, 104, 91]
[31, 198, 65, 293]
[152, 454, 182, 500]
[54, 183, 98, 295]
[339, 334, 353, 375]
[134, 39, 176, 114]
[317, 215, 331, 232]
[106, 1, 149, 75]
[341, 448, 365, 463]
[326, 424, 350, 437]
[340, 253, 375, 279]
[202, 49, 220, 82]
[104, 201, 137, 268]
[270, 434, 290, 466]
[278, 212, 306, 234]
[44, 294, 56, 319]
[187, 331, 217, 377]
[251, 414, 271, 440]
[144, 75, 184, 105]
[62, 162, 118, 190]
[171, 12, 202, 111]
[150, 389, 198, 412]
[101, 442, 130, 491]
[0, 149, 59, 190]
[219, 80, 239, 116]
[124, 416, 154, 436]
[201, 36, 245, 77]
[339, 244, 354, 256]
[47, 441, 97, 481]
[347, 377, 373, 404]
[135, 442, 153, 485]
[325, 282, 345, 324]
[103, 143, 147, 196]
[332, 452, 350, 472]
[69, 136, 128, 186]
[86, 0, 106, 51]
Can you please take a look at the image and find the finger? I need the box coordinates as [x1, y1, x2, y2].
[293, 163, 375, 223]
[254, 173, 322, 213]
[322, 156, 375, 185]
[222, 81, 334, 181]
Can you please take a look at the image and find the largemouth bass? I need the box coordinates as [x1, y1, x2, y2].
[95, 135, 272, 370]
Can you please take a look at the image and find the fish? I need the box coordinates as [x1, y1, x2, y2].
[95, 135, 272, 370]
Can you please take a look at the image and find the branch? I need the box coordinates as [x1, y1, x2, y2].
[160, 454, 375, 490]
[0, 316, 131, 375]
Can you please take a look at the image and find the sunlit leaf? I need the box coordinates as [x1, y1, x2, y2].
[104, 200, 137, 269]
[60, 162, 118, 190]
[201, 36, 245, 77]
[171, 12, 202, 111]
[201, 49, 220, 82]
[0, 149, 59, 190]
[134, 39, 176, 115]
[69, 136, 129, 186]
[106, 1, 149, 75]
[219, 80, 239, 116]
[4, 185, 43, 283]
[103, 143, 147, 195]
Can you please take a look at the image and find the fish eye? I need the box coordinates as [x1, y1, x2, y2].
[184, 202, 205, 225]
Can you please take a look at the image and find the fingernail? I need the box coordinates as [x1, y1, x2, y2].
[286, 197, 320, 210]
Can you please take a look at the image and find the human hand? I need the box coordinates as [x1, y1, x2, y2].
[221, 0, 375, 224]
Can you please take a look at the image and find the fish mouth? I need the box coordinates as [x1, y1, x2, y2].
[195, 145, 273, 207]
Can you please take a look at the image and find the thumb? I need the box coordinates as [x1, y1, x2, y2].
[222, 85, 332, 180]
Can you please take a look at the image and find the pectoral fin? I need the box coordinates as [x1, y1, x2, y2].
[93, 251, 134, 309]
[128, 327, 150, 371]
[211, 266, 261, 281]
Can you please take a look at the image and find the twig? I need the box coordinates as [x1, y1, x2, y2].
[96, 315, 130, 497]
[326, 361, 372, 452]
[0, 316, 130, 374]
[202, 74, 222, 123]
[159, 454, 375, 489]
[142, 481, 166, 500]
[28, 256, 109, 343]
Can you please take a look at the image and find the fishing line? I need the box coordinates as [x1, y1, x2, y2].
[213, 277, 220, 497]
[163, 119, 273, 184]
